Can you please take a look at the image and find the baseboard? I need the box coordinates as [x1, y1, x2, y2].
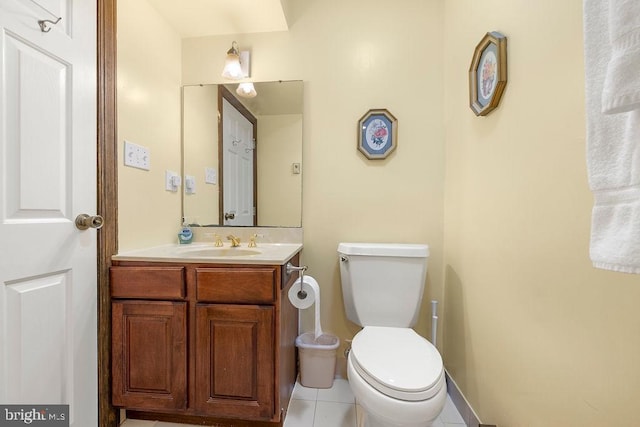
[445, 370, 496, 427]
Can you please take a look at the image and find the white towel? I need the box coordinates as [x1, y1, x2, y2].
[584, 0, 640, 274]
[601, 0, 640, 114]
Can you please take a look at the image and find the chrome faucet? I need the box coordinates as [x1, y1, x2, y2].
[227, 234, 241, 247]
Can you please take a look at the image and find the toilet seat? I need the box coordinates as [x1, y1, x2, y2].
[350, 326, 444, 402]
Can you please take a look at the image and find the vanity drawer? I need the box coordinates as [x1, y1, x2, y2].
[196, 267, 277, 304]
[110, 266, 186, 299]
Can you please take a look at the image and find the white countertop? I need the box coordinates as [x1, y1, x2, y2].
[112, 242, 303, 265]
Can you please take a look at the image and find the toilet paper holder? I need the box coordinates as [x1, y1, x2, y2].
[286, 262, 308, 299]
[286, 262, 307, 275]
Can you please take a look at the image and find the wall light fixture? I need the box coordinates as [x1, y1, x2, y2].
[236, 82, 257, 98]
[221, 41, 250, 80]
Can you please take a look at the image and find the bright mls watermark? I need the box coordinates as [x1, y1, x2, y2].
[0, 405, 68, 426]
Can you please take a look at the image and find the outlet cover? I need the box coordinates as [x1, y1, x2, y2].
[124, 140, 150, 170]
[165, 170, 180, 192]
[184, 175, 196, 194]
[205, 167, 217, 184]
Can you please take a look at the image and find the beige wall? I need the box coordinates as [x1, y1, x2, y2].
[183, 85, 220, 226]
[117, 0, 182, 250]
[257, 114, 302, 227]
[443, 0, 640, 425]
[297, 0, 445, 372]
[182, 0, 446, 372]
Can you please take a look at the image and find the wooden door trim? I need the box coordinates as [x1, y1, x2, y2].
[97, 0, 118, 426]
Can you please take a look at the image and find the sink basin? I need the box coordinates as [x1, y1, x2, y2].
[178, 247, 261, 257]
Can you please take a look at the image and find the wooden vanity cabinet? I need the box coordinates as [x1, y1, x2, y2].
[111, 300, 187, 410]
[194, 304, 274, 419]
[110, 256, 299, 427]
[194, 267, 278, 419]
[110, 266, 187, 411]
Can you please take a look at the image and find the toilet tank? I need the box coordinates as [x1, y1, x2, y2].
[338, 243, 429, 328]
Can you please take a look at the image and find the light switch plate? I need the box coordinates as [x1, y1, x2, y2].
[124, 140, 150, 170]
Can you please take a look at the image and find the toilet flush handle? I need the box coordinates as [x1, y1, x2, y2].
[340, 255, 348, 262]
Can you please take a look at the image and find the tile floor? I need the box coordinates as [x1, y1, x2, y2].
[120, 378, 467, 427]
[284, 379, 467, 427]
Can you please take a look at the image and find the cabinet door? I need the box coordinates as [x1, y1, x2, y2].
[195, 304, 275, 419]
[112, 301, 187, 410]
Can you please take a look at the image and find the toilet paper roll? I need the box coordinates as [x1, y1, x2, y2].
[288, 276, 319, 309]
[288, 275, 324, 340]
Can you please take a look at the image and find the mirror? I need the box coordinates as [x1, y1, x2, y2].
[182, 80, 303, 227]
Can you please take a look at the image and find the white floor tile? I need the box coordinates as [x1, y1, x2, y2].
[120, 418, 205, 427]
[155, 422, 202, 427]
[120, 420, 157, 427]
[292, 380, 319, 401]
[316, 378, 355, 404]
[313, 401, 357, 427]
[439, 396, 466, 424]
[283, 399, 316, 427]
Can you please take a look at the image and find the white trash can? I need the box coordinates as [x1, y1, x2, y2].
[295, 332, 340, 388]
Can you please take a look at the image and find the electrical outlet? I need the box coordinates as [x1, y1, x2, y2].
[184, 175, 196, 194]
[165, 170, 181, 192]
[124, 140, 150, 170]
[292, 163, 301, 174]
[205, 167, 217, 184]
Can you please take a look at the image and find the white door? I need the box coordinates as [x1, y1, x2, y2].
[0, 0, 98, 426]
[222, 98, 255, 226]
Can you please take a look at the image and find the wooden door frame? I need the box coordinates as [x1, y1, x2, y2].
[97, 0, 118, 426]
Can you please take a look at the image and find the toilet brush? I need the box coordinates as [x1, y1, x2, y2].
[431, 300, 438, 347]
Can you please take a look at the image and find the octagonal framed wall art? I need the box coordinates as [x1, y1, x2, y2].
[469, 31, 508, 116]
[357, 109, 397, 160]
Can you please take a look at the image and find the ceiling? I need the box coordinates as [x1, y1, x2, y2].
[146, 0, 290, 38]
[223, 81, 303, 115]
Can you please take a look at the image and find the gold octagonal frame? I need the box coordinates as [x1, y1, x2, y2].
[469, 31, 508, 116]
[357, 109, 397, 160]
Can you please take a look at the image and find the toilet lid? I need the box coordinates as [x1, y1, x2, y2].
[350, 327, 444, 401]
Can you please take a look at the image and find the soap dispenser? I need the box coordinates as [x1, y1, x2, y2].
[178, 222, 193, 244]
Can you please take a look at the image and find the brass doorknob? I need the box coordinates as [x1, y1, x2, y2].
[75, 214, 104, 230]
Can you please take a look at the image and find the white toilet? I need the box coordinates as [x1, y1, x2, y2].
[338, 243, 447, 427]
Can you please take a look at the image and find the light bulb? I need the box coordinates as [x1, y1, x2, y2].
[236, 82, 257, 98]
